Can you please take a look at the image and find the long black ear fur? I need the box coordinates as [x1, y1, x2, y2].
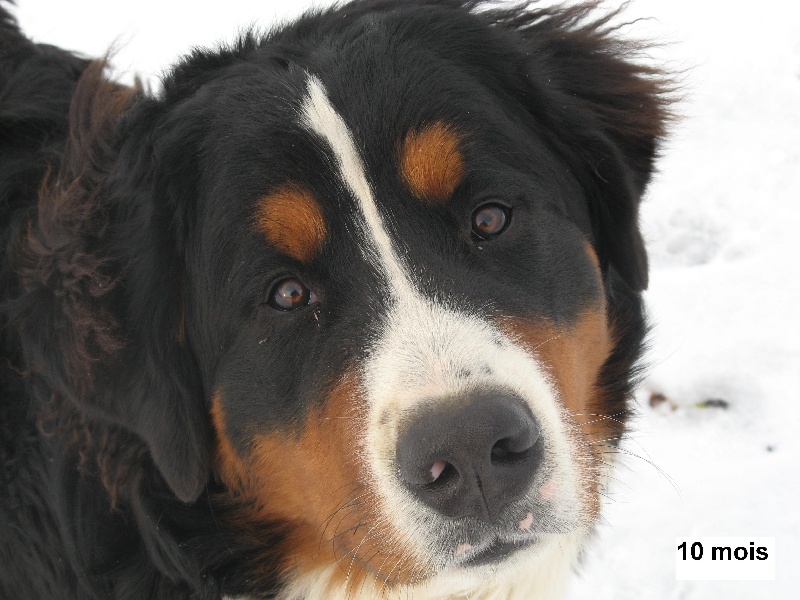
[10, 60, 209, 503]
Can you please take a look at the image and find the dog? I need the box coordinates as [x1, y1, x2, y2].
[0, 1, 670, 598]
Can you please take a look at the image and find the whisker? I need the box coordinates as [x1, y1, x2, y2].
[532, 334, 563, 352]
[331, 522, 364, 541]
[351, 545, 384, 598]
[572, 411, 628, 427]
[342, 518, 385, 591]
[317, 486, 365, 551]
[601, 445, 681, 495]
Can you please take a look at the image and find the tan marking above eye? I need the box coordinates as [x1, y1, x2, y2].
[400, 121, 465, 203]
[253, 182, 327, 263]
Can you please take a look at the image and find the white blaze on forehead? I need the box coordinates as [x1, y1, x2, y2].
[299, 75, 410, 297]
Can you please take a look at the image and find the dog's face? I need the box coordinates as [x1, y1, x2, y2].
[199, 65, 609, 585]
[18, 1, 667, 597]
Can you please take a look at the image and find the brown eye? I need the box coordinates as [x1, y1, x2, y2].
[471, 203, 510, 240]
[269, 277, 316, 311]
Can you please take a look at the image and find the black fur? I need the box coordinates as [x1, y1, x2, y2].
[1, 1, 670, 598]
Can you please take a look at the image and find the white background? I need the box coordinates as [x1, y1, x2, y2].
[11, 1, 800, 598]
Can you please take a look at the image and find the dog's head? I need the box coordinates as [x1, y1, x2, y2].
[16, 0, 670, 596]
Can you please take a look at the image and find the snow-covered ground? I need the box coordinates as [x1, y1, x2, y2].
[12, 1, 800, 598]
[567, 2, 800, 598]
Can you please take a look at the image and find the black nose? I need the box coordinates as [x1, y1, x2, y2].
[395, 391, 543, 520]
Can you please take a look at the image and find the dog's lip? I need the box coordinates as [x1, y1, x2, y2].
[454, 536, 536, 567]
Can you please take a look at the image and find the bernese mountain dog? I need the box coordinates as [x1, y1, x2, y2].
[0, 1, 671, 598]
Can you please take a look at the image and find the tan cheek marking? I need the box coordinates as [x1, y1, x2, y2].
[498, 302, 612, 518]
[210, 390, 250, 491]
[254, 182, 327, 263]
[584, 239, 602, 277]
[211, 374, 428, 591]
[500, 308, 612, 431]
[400, 121, 465, 203]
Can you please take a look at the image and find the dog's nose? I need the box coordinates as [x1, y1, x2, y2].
[395, 391, 543, 520]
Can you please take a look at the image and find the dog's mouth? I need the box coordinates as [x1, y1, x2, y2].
[452, 535, 537, 568]
[423, 489, 576, 573]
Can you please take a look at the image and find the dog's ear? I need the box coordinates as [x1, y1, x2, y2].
[12, 61, 209, 503]
[495, 4, 673, 291]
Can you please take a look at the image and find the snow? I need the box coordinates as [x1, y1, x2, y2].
[11, 0, 800, 597]
[568, 1, 800, 598]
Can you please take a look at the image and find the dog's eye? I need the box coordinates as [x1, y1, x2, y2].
[471, 203, 510, 240]
[269, 277, 317, 311]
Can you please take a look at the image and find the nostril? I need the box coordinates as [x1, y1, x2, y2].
[427, 460, 458, 487]
[490, 431, 538, 465]
[430, 459, 447, 482]
[490, 440, 513, 462]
